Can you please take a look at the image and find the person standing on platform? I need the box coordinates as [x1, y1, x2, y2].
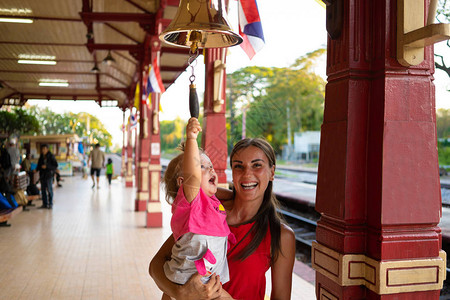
[35, 144, 58, 209]
[6, 139, 20, 184]
[88, 143, 105, 189]
[105, 158, 113, 186]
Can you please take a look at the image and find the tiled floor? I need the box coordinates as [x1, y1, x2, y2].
[0, 175, 315, 299]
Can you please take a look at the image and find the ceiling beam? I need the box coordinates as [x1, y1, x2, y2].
[80, 12, 154, 24]
[0, 70, 99, 75]
[0, 41, 85, 47]
[160, 66, 187, 72]
[160, 47, 190, 55]
[104, 23, 140, 44]
[96, 87, 128, 93]
[0, 15, 81, 22]
[124, 0, 153, 14]
[22, 93, 115, 100]
[86, 43, 142, 52]
[0, 57, 94, 63]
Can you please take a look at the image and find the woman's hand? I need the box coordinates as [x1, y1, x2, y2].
[149, 235, 222, 299]
[179, 273, 222, 300]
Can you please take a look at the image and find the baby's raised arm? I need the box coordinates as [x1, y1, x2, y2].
[182, 117, 202, 202]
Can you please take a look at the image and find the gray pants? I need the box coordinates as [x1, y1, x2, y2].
[164, 233, 229, 285]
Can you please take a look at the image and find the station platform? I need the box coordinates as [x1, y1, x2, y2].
[0, 176, 316, 299]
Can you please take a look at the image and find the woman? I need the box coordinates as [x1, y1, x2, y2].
[150, 138, 296, 299]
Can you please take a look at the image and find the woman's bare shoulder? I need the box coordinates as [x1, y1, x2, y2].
[280, 223, 295, 242]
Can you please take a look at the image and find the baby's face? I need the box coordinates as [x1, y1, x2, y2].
[200, 154, 218, 197]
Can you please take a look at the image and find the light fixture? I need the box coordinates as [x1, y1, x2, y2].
[0, 17, 33, 23]
[19, 54, 55, 60]
[102, 50, 115, 65]
[17, 54, 56, 65]
[39, 79, 69, 87]
[90, 62, 100, 73]
[18, 59, 56, 65]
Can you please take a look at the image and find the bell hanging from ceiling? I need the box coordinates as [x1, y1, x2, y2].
[159, 0, 243, 53]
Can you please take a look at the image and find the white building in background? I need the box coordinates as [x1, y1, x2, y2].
[293, 131, 321, 162]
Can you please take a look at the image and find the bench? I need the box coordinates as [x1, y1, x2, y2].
[0, 206, 23, 227]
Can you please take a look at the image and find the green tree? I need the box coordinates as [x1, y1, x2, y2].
[226, 49, 326, 153]
[26, 106, 112, 150]
[0, 108, 40, 137]
[434, 0, 450, 78]
[160, 117, 185, 154]
[437, 108, 450, 138]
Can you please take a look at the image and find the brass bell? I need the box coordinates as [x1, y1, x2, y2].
[160, 0, 242, 53]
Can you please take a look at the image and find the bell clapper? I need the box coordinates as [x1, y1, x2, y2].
[188, 49, 200, 118]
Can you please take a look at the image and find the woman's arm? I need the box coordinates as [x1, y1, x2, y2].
[149, 235, 223, 300]
[270, 224, 296, 300]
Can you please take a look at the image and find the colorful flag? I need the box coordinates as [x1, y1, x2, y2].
[141, 70, 150, 107]
[134, 81, 140, 109]
[238, 0, 265, 59]
[147, 57, 165, 94]
[129, 113, 138, 130]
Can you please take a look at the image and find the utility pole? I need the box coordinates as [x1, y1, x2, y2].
[286, 100, 292, 161]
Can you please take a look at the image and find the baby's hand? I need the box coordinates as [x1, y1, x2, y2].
[186, 117, 202, 140]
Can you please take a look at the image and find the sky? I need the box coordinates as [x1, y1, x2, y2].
[27, 0, 450, 148]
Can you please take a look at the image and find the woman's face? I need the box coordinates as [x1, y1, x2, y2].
[231, 146, 275, 203]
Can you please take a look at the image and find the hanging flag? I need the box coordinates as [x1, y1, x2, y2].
[140, 69, 148, 108]
[134, 81, 140, 109]
[148, 57, 165, 94]
[129, 113, 138, 130]
[238, 0, 265, 59]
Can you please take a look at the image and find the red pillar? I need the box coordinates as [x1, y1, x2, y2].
[135, 51, 149, 211]
[202, 48, 228, 186]
[121, 110, 126, 177]
[312, 1, 445, 299]
[136, 103, 151, 211]
[125, 111, 134, 187]
[146, 35, 163, 228]
[134, 114, 140, 189]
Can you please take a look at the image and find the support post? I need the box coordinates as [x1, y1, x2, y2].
[146, 35, 163, 228]
[136, 51, 151, 211]
[313, 1, 445, 298]
[125, 111, 134, 187]
[121, 110, 126, 177]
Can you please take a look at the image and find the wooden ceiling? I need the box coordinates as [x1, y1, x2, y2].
[0, 0, 190, 109]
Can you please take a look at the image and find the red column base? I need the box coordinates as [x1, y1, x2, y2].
[146, 212, 163, 228]
[135, 200, 146, 211]
[125, 180, 133, 187]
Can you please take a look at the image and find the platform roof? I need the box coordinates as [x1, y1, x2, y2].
[0, 0, 188, 109]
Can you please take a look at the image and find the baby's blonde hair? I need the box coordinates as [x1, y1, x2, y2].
[162, 142, 205, 204]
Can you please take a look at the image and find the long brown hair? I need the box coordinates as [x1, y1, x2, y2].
[229, 138, 284, 263]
